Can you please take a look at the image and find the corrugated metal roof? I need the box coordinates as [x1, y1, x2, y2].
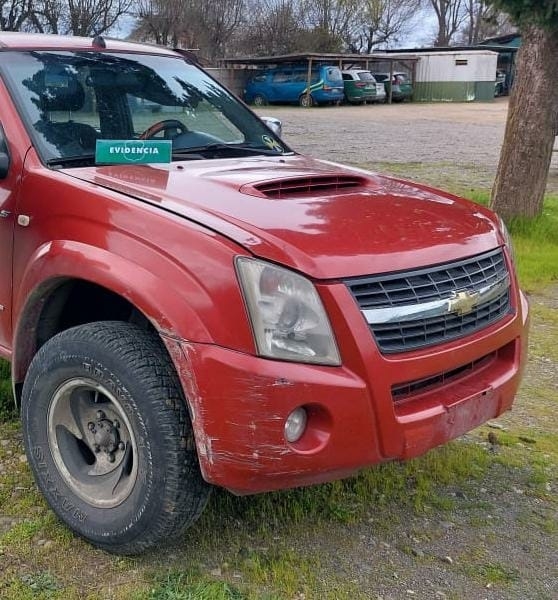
[382, 45, 517, 54]
[220, 52, 419, 66]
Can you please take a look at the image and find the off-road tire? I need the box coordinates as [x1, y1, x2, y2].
[21, 321, 210, 555]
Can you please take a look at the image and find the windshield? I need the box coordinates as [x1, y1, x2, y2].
[0, 50, 289, 164]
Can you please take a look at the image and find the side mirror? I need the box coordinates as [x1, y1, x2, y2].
[0, 152, 9, 179]
[260, 116, 282, 139]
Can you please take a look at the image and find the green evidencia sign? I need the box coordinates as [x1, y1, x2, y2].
[95, 140, 172, 164]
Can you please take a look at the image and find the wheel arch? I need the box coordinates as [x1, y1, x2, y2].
[299, 92, 315, 107]
[12, 240, 215, 404]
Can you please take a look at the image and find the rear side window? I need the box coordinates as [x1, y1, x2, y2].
[342, 73, 353, 81]
[326, 67, 342, 82]
[272, 71, 292, 83]
[357, 72, 375, 82]
[373, 74, 388, 82]
[292, 71, 308, 82]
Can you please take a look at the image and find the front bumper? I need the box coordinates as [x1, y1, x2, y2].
[166, 287, 528, 495]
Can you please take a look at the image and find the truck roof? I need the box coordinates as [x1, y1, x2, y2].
[0, 32, 177, 56]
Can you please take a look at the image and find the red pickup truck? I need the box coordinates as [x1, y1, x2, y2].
[0, 33, 528, 554]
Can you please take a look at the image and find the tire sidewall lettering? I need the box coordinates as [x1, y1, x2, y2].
[24, 356, 155, 538]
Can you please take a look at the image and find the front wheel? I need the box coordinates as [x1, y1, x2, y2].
[21, 321, 210, 554]
[299, 93, 314, 107]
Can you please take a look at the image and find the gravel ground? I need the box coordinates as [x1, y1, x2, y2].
[255, 99, 558, 193]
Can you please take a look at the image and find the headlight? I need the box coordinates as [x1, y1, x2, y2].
[236, 258, 341, 365]
[497, 216, 515, 263]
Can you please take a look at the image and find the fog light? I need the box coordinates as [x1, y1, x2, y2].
[284, 407, 307, 443]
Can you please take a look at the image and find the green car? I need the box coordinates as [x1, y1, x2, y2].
[341, 70, 385, 104]
[372, 72, 413, 102]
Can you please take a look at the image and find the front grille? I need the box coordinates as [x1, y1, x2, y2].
[345, 248, 512, 354]
[392, 352, 496, 402]
[348, 248, 507, 309]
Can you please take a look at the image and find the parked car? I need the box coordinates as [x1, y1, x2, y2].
[0, 32, 527, 555]
[244, 65, 344, 107]
[372, 72, 413, 102]
[341, 70, 386, 104]
[495, 69, 507, 97]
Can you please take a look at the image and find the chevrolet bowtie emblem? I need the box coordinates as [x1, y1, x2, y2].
[448, 290, 480, 316]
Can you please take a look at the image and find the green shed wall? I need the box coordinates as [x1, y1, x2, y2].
[413, 81, 494, 102]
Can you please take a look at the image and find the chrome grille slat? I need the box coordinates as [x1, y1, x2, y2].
[345, 249, 512, 354]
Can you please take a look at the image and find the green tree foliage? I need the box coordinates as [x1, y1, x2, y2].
[487, 0, 558, 29]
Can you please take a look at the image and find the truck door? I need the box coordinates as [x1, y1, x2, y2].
[0, 121, 17, 353]
[0, 71, 29, 355]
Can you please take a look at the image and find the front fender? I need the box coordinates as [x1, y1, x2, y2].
[12, 239, 253, 382]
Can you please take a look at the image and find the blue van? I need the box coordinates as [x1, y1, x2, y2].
[244, 65, 344, 107]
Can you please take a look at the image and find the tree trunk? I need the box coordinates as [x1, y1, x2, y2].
[490, 25, 558, 219]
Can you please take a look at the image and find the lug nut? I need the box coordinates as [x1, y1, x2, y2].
[93, 444, 101, 453]
[107, 453, 115, 463]
[96, 410, 105, 420]
[118, 441, 125, 451]
[88, 422, 96, 432]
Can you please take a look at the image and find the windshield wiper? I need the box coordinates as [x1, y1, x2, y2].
[172, 142, 287, 157]
[46, 154, 96, 167]
[45, 142, 288, 167]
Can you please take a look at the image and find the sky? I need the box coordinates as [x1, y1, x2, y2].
[394, 10, 438, 49]
[111, 9, 438, 52]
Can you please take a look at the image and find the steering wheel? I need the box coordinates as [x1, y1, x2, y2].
[139, 119, 188, 140]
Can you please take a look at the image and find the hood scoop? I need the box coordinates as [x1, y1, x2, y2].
[242, 174, 368, 199]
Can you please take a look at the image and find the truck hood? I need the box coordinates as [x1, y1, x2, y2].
[63, 155, 501, 279]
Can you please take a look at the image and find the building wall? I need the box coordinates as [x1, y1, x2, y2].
[206, 68, 251, 99]
[377, 50, 498, 102]
[416, 52, 496, 82]
[413, 81, 495, 102]
[413, 51, 497, 102]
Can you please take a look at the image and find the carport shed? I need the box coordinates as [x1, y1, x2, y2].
[380, 47, 504, 102]
[215, 53, 419, 104]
